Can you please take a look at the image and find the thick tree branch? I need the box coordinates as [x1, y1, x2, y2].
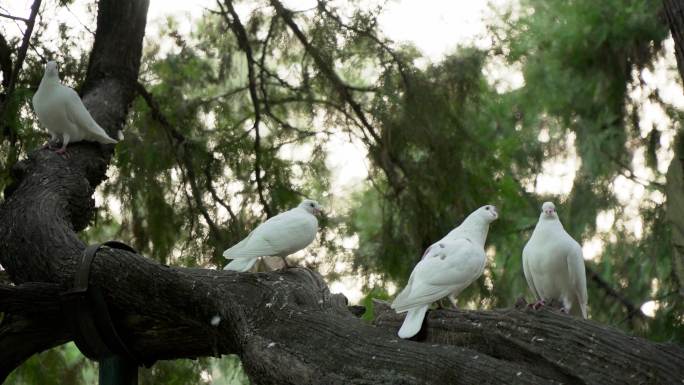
[373, 300, 684, 385]
[0, 282, 61, 315]
[0, 314, 70, 380]
[0, 0, 149, 378]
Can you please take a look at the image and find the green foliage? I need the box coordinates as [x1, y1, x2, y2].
[6, 343, 96, 385]
[1, 0, 683, 383]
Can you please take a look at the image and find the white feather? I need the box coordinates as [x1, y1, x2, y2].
[392, 205, 497, 338]
[222, 200, 320, 272]
[397, 305, 429, 339]
[32, 61, 118, 151]
[522, 202, 588, 318]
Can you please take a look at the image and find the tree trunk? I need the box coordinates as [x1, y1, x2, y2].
[663, 0, 684, 298]
[0, 1, 683, 384]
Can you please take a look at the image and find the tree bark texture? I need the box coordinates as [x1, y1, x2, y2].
[664, 0, 684, 298]
[0, 1, 682, 384]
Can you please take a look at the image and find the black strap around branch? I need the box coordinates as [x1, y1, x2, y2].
[60, 241, 144, 365]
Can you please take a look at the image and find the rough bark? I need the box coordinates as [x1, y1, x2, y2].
[0, 1, 682, 385]
[664, 0, 684, 298]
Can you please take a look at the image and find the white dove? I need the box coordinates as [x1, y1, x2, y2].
[391, 205, 498, 339]
[32, 61, 118, 154]
[223, 199, 322, 272]
[522, 201, 588, 318]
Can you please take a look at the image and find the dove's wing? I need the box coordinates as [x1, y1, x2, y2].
[223, 209, 316, 259]
[567, 242, 588, 318]
[63, 87, 117, 144]
[222, 230, 256, 258]
[522, 244, 541, 301]
[392, 239, 484, 312]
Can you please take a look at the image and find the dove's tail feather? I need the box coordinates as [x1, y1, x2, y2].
[223, 258, 258, 272]
[89, 126, 118, 144]
[84, 122, 117, 144]
[398, 304, 429, 339]
[573, 297, 588, 319]
[70, 98, 118, 144]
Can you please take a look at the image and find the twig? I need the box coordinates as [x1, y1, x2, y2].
[586, 266, 646, 321]
[0, 12, 29, 23]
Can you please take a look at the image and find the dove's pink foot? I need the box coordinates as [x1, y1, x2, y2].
[279, 256, 292, 270]
[54, 147, 68, 157]
[528, 300, 546, 310]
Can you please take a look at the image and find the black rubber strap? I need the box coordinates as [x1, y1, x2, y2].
[60, 241, 141, 364]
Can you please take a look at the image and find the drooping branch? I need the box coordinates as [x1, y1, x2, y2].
[315, 1, 412, 90]
[269, 0, 380, 145]
[219, 0, 273, 218]
[586, 266, 646, 321]
[270, 0, 410, 194]
[135, 82, 228, 249]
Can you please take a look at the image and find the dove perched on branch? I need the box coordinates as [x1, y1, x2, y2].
[32, 61, 119, 154]
[391, 205, 499, 339]
[522, 201, 588, 318]
[223, 199, 322, 272]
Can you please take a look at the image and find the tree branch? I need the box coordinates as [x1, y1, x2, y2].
[0, 282, 61, 315]
[0, 0, 41, 145]
[0, 1, 682, 384]
[372, 300, 683, 385]
[135, 82, 227, 249]
[0, 33, 12, 90]
[270, 0, 410, 194]
[663, 0, 684, 299]
[0, 12, 30, 23]
[0, 314, 70, 381]
[219, 0, 272, 218]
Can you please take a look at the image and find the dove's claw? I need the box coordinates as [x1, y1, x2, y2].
[529, 300, 546, 310]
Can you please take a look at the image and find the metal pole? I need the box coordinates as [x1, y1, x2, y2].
[99, 355, 138, 385]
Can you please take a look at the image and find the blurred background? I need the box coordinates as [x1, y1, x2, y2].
[1, 0, 682, 383]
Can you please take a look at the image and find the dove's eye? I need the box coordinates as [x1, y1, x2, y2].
[310, 203, 314, 207]
[485, 207, 490, 211]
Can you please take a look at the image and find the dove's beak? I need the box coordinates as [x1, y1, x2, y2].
[314, 207, 323, 216]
